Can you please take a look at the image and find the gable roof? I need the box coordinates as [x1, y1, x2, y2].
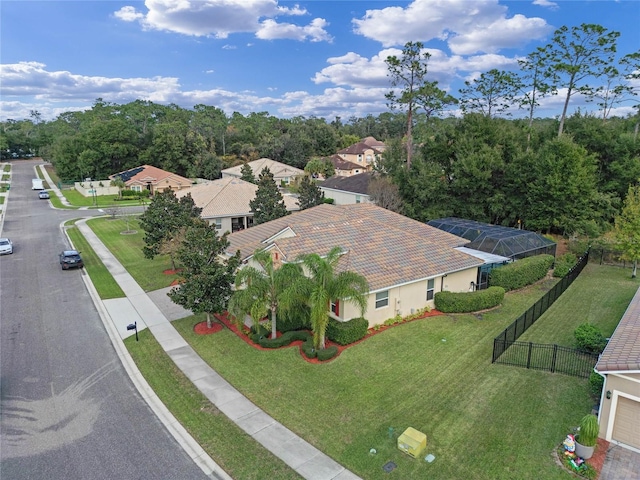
[226, 203, 482, 292]
[176, 177, 299, 218]
[337, 141, 383, 155]
[596, 285, 640, 373]
[221, 158, 305, 179]
[319, 172, 373, 195]
[361, 136, 387, 150]
[110, 164, 192, 187]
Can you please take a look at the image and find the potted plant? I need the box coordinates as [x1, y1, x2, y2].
[575, 413, 599, 460]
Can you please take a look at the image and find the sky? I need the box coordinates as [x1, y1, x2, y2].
[1, 0, 638, 123]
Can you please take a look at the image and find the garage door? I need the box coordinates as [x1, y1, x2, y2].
[612, 396, 640, 450]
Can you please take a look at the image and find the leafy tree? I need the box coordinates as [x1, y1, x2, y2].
[249, 167, 289, 224]
[539, 23, 620, 136]
[240, 163, 256, 183]
[168, 220, 240, 328]
[110, 176, 126, 199]
[304, 157, 335, 178]
[228, 248, 303, 339]
[293, 247, 369, 350]
[297, 175, 324, 210]
[414, 81, 458, 125]
[139, 190, 202, 264]
[458, 69, 518, 118]
[385, 41, 431, 169]
[614, 184, 640, 278]
[595, 51, 640, 121]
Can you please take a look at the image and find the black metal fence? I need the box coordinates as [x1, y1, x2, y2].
[491, 249, 590, 371]
[493, 341, 598, 378]
[588, 246, 632, 269]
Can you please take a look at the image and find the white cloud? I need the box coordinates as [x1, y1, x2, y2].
[352, 0, 551, 54]
[113, 0, 331, 42]
[532, 0, 559, 10]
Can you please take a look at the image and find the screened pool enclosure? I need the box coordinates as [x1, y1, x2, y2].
[427, 217, 556, 260]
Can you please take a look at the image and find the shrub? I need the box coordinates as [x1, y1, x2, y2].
[553, 253, 578, 278]
[316, 346, 339, 361]
[489, 254, 554, 291]
[434, 286, 505, 313]
[588, 371, 604, 398]
[323, 197, 335, 204]
[258, 330, 311, 348]
[277, 306, 311, 332]
[574, 323, 607, 354]
[301, 339, 317, 358]
[326, 317, 369, 345]
[249, 323, 269, 343]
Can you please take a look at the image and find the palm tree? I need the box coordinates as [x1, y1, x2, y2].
[295, 246, 369, 350]
[227, 248, 303, 339]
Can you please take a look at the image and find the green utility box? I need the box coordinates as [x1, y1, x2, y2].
[397, 427, 427, 458]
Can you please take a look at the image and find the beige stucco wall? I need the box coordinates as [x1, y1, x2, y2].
[598, 372, 640, 448]
[339, 267, 478, 327]
[75, 181, 120, 197]
[320, 188, 371, 206]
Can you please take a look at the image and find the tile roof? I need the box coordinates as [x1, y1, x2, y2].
[221, 158, 305, 179]
[328, 154, 363, 171]
[337, 142, 383, 155]
[319, 172, 373, 195]
[596, 285, 640, 372]
[361, 136, 387, 150]
[110, 164, 191, 186]
[176, 177, 299, 218]
[226, 203, 482, 292]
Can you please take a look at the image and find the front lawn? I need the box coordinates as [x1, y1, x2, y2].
[87, 217, 179, 291]
[62, 188, 149, 208]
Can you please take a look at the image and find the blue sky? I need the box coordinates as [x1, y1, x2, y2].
[1, 0, 638, 122]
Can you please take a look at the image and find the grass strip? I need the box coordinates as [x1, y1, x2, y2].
[125, 329, 302, 480]
[67, 225, 125, 299]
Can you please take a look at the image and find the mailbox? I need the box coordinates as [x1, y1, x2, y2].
[127, 323, 136, 330]
[397, 427, 427, 458]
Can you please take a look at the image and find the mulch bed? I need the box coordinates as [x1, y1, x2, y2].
[193, 321, 224, 335]
[198, 309, 444, 364]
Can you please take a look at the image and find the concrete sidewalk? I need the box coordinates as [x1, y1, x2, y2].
[74, 220, 361, 480]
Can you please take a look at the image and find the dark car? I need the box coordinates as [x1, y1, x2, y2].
[39, 191, 50, 199]
[59, 250, 84, 270]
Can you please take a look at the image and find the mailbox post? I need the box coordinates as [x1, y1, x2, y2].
[127, 321, 138, 341]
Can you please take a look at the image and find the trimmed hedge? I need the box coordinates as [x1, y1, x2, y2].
[258, 330, 311, 348]
[434, 286, 505, 313]
[326, 317, 369, 345]
[316, 345, 339, 361]
[553, 253, 578, 278]
[489, 254, 554, 291]
[301, 339, 317, 358]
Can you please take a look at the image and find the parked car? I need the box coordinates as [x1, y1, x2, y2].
[39, 191, 50, 199]
[59, 250, 84, 269]
[0, 238, 13, 255]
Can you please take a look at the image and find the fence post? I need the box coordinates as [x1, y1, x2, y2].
[551, 344, 558, 373]
[526, 342, 533, 369]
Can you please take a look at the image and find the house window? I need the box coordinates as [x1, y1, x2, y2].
[214, 218, 222, 230]
[357, 154, 363, 162]
[355, 195, 361, 204]
[375, 291, 389, 309]
[330, 299, 340, 316]
[426, 279, 435, 301]
[131, 185, 141, 192]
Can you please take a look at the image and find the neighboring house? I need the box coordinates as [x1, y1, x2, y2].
[327, 154, 366, 177]
[110, 165, 192, 195]
[221, 158, 305, 186]
[361, 136, 387, 152]
[176, 177, 299, 234]
[336, 141, 384, 171]
[318, 172, 373, 205]
[595, 285, 640, 452]
[223, 203, 486, 327]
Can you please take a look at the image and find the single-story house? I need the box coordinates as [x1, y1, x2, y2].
[176, 177, 299, 234]
[223, 203, 489, 327]
[319, 172, 373, 205]
[327, 154, 367, 177]
[595, 285, 640, 452]
[221, 158, 305, 186]
[110, 165, 192, 195]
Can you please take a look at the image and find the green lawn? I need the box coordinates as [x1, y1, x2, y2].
[83, 215, 638, 479]
[2, 164, 10, 172]
[61, 188, 149, 208]
[86, 217, 179, 291]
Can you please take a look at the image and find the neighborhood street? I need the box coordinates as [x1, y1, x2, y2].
[0, 160, 209, 480]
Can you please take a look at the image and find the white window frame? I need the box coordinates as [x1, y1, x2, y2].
[214, 218, 222, 230]
[375, 290, 389, 309]
[131, 185, 142, 192]
[426, 278, 435, 301]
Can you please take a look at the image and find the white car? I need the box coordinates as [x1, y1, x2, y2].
[0, 238, 13, 255]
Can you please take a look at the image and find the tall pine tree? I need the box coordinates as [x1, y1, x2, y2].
[250, 167, 289, 224]
[297, 175, 324, 210]
[240, 163, 255, 183]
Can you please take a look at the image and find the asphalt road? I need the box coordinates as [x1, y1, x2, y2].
[0, 160, 209, 480]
